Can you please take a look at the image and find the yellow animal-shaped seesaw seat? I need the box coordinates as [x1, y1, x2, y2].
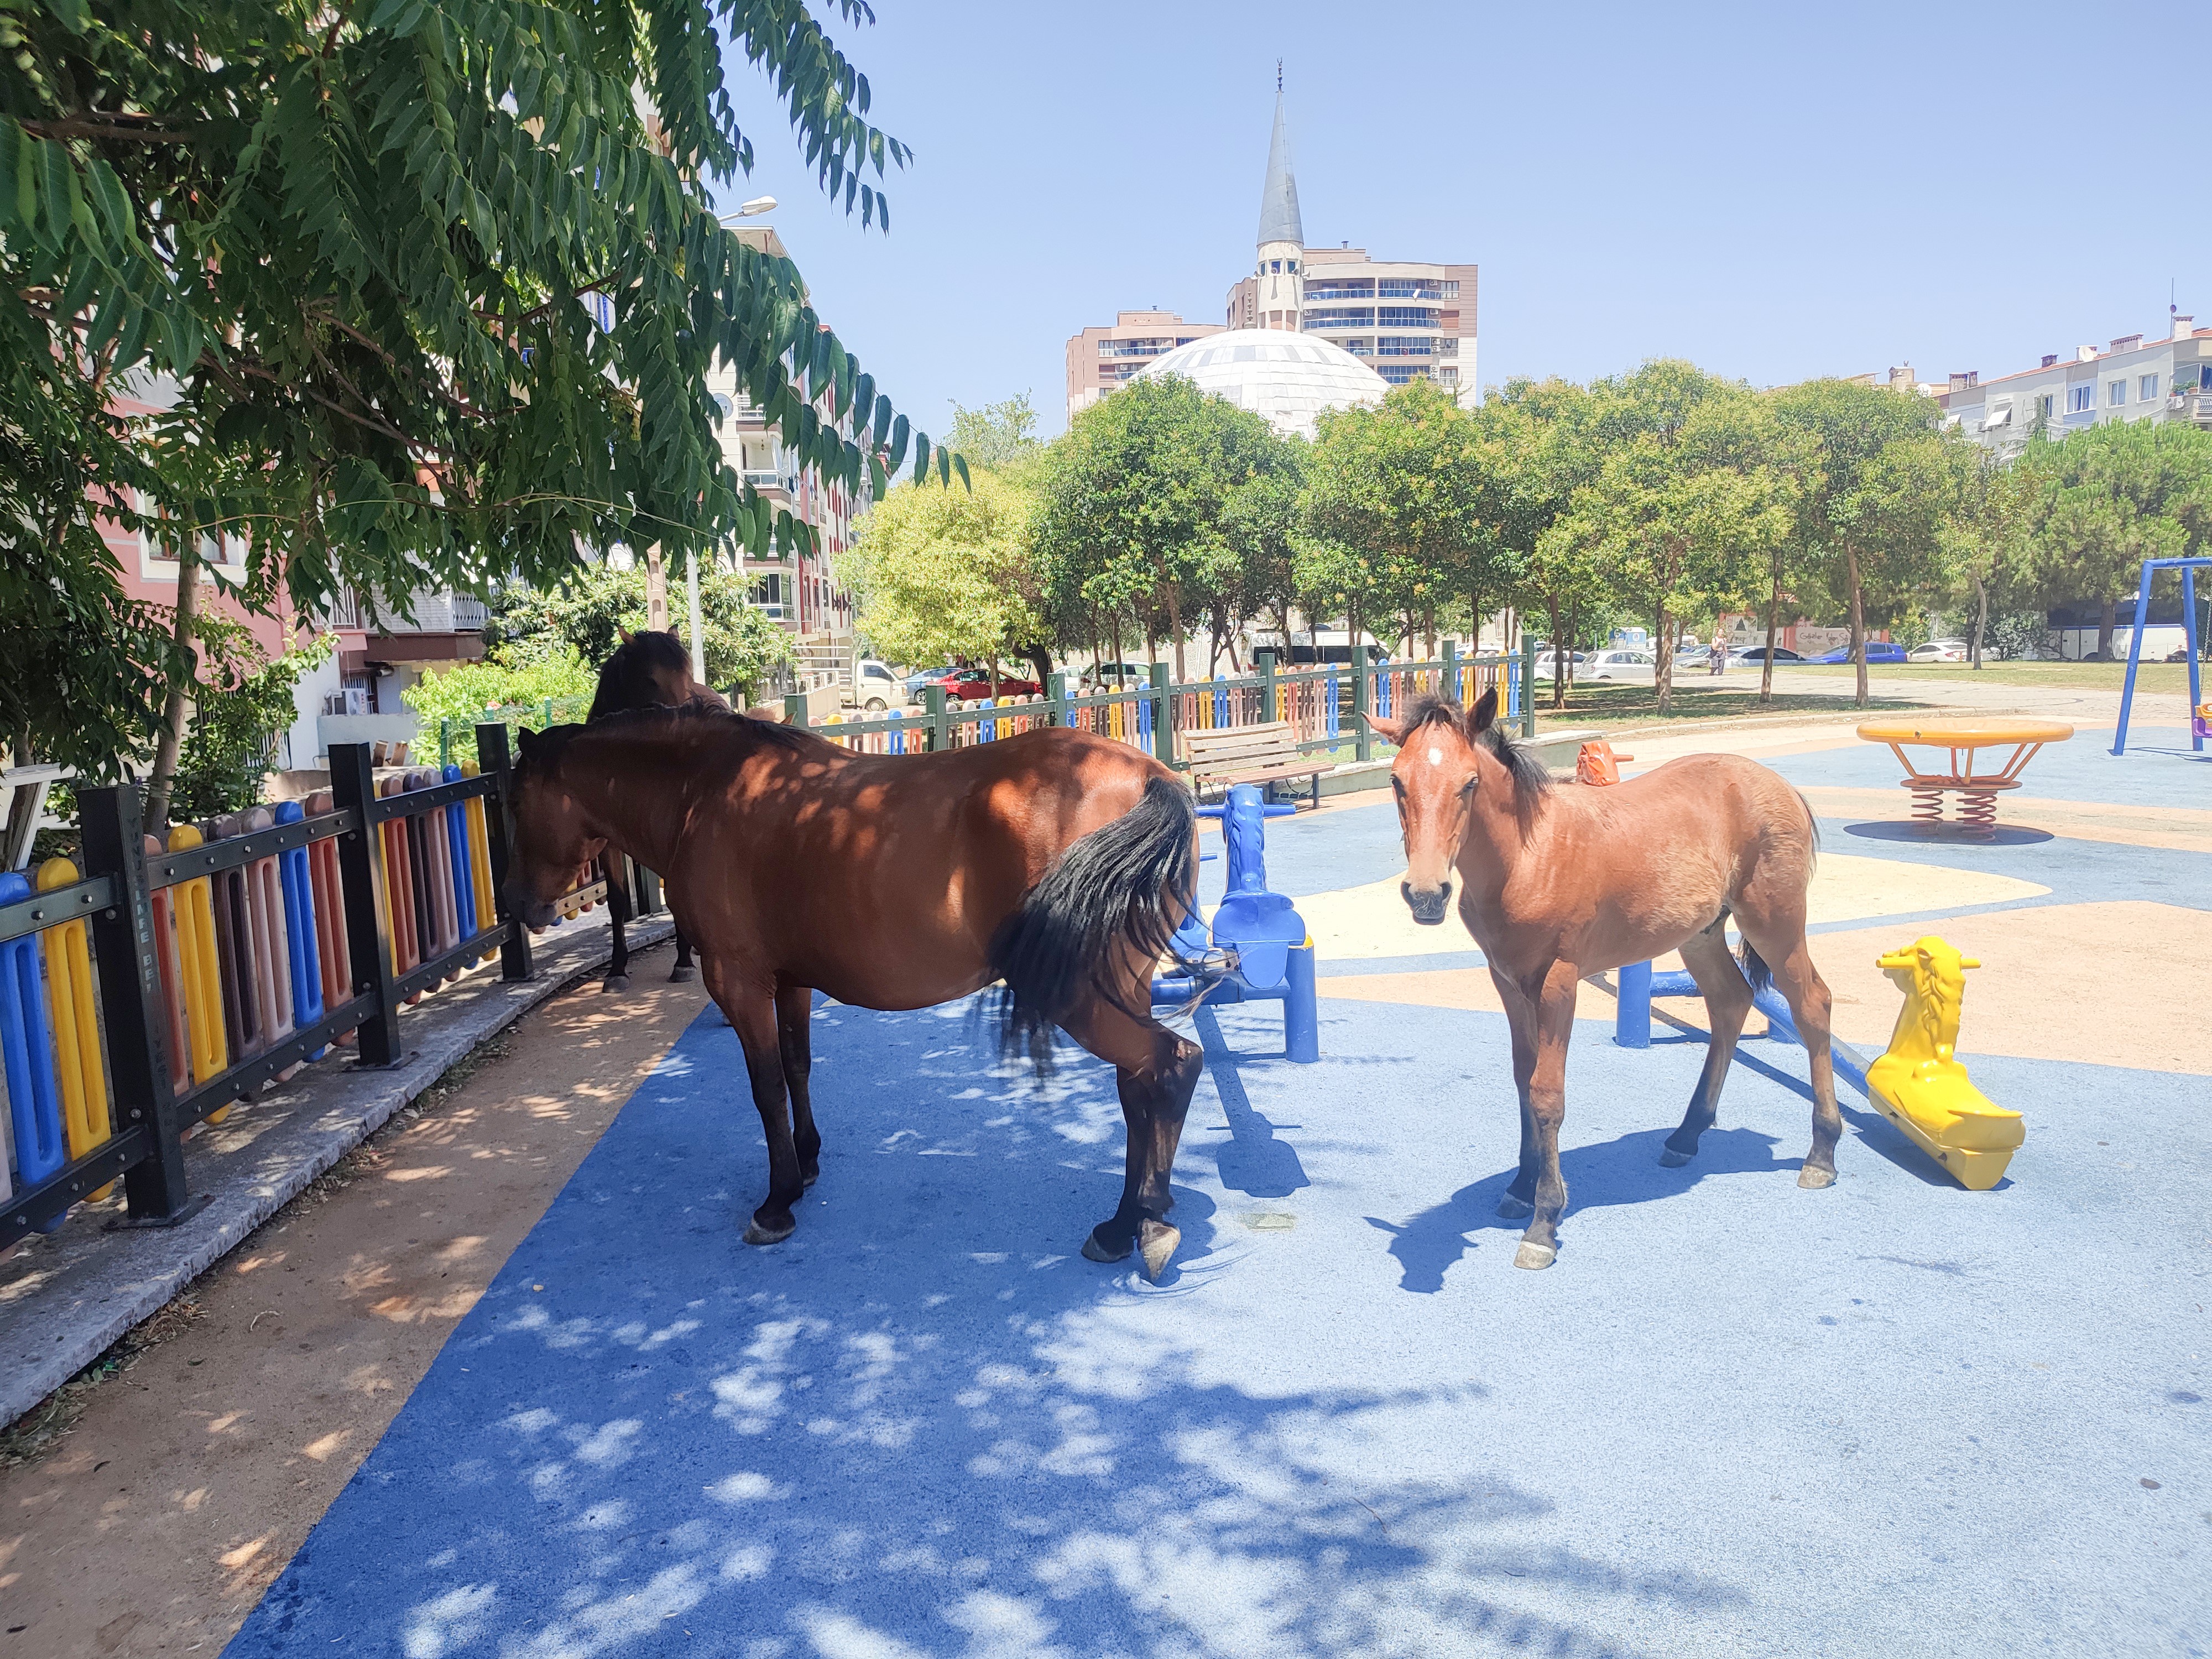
[1865, 936, 2022, 1190]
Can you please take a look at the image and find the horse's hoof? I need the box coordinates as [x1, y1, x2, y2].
[1082, 1226, 1134, 1265]
[601, 974, 630, 993]
[1495, 1193, 1533, 1220]
[801, 1167, 820, 1190]
[1139, 1221, 1181, 1282]
[1797, 1165, 1836, 1190]
[1512, 1241, 1557, 1271]
[668, 965, 696, 984]
[1658, 1146, 1694, 1168]
[743, 1215, 796, 1246]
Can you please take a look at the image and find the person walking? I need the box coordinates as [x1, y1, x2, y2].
[1709, 623, 1729, 677]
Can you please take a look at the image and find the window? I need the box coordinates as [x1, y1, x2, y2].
[1340, 338, 1373, 355]
[1438, 367, 1459, 385]
[1378, 364, 1423, 385]
[1376, 336, 1432, 357]
[1269, 259, 1282, 274]
[2039, 394, 2055, 419]
[2069, 385, 2093, 414]
[2109, 380, 2126, 406]
[1378, 306, 1439, 328]
[2141, 373, 2159, 401]
[1305, 279, 1374, 301]
[1303, 307, 1374, 328]
[1287, 259, 1297, 272]
[138, 493, 242, 576]
[1434, 337, 1458, 357]
[1377, 279, 1449, 300]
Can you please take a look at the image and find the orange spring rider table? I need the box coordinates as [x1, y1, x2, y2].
[1854, 719, 2075, 839]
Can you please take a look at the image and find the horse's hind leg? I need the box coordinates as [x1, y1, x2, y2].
[1660, 922, 1755, 1167]
[1735, 915, 1842, 1189]
[1062, 988, 1203, 1281]
[670, 926, 697, 984]
[602, 859, 632, 992]
[776, 983, 821, 1188]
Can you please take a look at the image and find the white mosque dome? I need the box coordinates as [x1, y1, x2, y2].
[1136, 329, 1389, 441]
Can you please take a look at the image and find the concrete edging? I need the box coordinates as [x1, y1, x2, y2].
[0, 911, 673, 1430]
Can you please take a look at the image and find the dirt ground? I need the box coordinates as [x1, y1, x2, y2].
[0, 941, 711, 1658]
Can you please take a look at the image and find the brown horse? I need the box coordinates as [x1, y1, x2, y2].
[500, 707, 1206, 1277]
[1370, 689, 1839, 1271]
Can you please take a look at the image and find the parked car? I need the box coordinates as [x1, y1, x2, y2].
[1907, 639, 1969, 663]
[1583, 648, 1657, 682]
[902, 664, 958, 696]
[851, 658, 905, 711]
[1081, 661, 1151, 690]
[931, 667, 1044, 701]
[1811, 641, 1908, 665]
[1736, 646, 1806, 664]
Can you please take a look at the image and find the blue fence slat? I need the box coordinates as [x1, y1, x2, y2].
[0, 870, 68, 1213]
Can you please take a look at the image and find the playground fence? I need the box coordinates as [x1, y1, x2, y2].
[0, 724, 632, 1250]
[790, 640, 1538, 773]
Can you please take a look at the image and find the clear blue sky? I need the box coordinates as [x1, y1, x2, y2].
[713, 1, 2207, 438]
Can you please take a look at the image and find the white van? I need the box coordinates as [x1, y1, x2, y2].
[851, 659, 904, 711]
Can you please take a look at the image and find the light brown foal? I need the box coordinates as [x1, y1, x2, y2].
[1370, 690, 1840, 1270]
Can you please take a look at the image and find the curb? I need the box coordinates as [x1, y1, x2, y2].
[0, 910, 674, 1430]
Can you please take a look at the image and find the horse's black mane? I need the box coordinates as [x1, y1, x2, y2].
[526, 702, 825, 778]
[1397, 692, 1551, 834]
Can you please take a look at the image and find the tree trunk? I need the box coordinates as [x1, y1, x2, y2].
[1548, 598, 1566, 710]
[645, 544, 669, 632]
[1846, 545, 1869, 708]
[144, 544, 204, 832]
[1761, 552, 1782, 705]
[1165, 585, 1186, 681]
[1971, 576, 1988, 670]
[1422, 603, 1436, 662]
[1025, 643, 1054, 688]
[1654, 596, 1673, 714]
[1469, 588, 1481, 651]
[1111, 613, 1124, 681]
[1566, 600, 1580, 696]
[2096, 596, 2117, 662]
[1206, 613, 1224, 677]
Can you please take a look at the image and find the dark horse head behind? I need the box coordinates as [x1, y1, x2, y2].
[587, 629, 733, 721]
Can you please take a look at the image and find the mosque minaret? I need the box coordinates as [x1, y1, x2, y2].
[1254, 65, 1304, 332]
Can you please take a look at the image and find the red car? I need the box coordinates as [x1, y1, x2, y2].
[928, 667, 1043, 701]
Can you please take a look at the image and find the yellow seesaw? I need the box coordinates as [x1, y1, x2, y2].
[1864, 936, 2023, 1190]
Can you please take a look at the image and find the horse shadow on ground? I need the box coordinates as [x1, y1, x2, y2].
[230, 997, 1752, 1659]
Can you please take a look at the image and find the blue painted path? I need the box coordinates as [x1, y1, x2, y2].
[228, 985, 2211, 1658]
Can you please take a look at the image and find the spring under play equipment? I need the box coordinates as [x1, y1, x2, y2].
[1151, 782, 1319, 1063]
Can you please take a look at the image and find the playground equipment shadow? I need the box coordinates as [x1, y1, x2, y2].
[226, 982, 2209, 1658]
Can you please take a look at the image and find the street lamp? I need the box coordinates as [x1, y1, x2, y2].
[719, 196, 778, 222]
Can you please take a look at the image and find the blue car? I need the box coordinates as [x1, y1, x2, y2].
[1810, 641, 1907, 665]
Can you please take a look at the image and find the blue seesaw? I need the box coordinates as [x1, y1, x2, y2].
[1151, 783, 1321, 1063]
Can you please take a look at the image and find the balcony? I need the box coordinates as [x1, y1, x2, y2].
[329, 587, 488, 634]
[1304, 307, 1374, 329]
[744, 469, 798, 495]
[1376, 336, 1433, 357]
[1099, 339, 1172, 358]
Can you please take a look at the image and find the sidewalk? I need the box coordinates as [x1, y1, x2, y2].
[0, 907, 669, 1430]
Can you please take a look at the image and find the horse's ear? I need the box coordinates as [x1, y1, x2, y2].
[618, 628, 632, 643]
[1467, 687, 1499, 736]
[515, 726, 539, 765]
[1360, 711, 1406, 745]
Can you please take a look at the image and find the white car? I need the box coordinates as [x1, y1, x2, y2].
[1583, 649, 1657, 682]
[1907, 639, 1969, 663]
[851, 658, 904, 711]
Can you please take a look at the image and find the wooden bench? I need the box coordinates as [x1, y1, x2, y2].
[1181, 721, 1327, 808]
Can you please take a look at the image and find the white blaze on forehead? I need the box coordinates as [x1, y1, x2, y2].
[1427, 746, 1444, 766]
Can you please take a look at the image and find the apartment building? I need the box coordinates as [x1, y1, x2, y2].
[1065, 311, 1227, 422]
[1942, 313, 2212, 453]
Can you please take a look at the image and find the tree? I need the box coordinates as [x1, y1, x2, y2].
[1478, 377, 1605, 705]
[946, 394, 1042, 475]
[482, 565, 792, 700]
[1772, 380, 1953, 706]
[1306, 378, 1509, 659]
[2016, 418, 2212, 659]
[1940, 437, 2033, 670]
[1030, 376, 1290, 680]
[1562, 366, 1778, 710]
[839, 469, 1050, 683]
[2, 0, 941, 801]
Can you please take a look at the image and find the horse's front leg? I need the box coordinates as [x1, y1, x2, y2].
[602, 857, 632, 992]
[703, 961, 805, 1245]
[1064, 988, 1203, 1281]
[1491, 966, 1540, 1220]
[1515, 962, 1581, 1271]
[776, 982, 821, 1188]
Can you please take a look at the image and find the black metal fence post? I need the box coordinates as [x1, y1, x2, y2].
[330, 743, 404, 1066]
[476, 723, 534, 983]
[1353, 645, 1374, 763]
[77, 781, 192, 1223]
[1255, 649, 1277, 725]
[1148, 663, 1175, 766]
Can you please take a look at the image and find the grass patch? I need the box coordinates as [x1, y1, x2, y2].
[1855, 660, 2201, 693]
[1528, 681, 1931, 728]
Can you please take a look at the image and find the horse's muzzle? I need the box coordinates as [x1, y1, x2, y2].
[501, 877, 560, 931]
[1401, 880, 1452, 926]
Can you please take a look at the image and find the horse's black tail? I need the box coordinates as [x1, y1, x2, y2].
[1739, 938, 1774, 998]
[988, 775, 1197, 1072]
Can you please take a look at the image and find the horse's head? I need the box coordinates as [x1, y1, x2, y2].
[501, 724, 607, 929]
[589, 629, 731, 720]
[1366, 688, 1504, 926]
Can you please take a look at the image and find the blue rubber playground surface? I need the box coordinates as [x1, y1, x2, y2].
[227, 729, 2212, 1659]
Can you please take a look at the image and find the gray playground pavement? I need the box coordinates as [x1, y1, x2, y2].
[220, 727, 2211, 1659]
